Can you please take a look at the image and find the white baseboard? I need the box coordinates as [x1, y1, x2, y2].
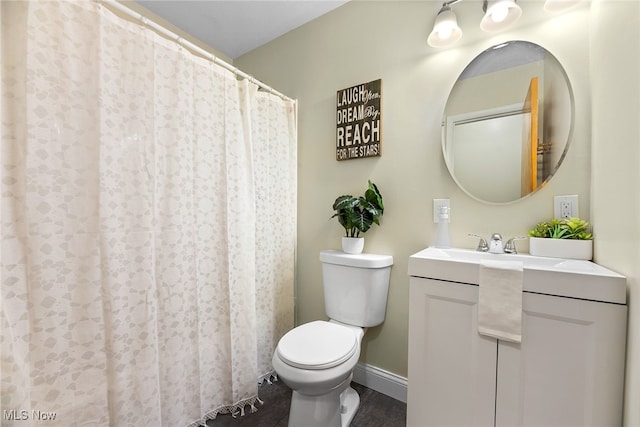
[352, 362, 407, 403]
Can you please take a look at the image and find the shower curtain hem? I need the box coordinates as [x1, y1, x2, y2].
[185, 370, 280, 427]
[185, 393, 262, 427]
[258, 369, 278, 385]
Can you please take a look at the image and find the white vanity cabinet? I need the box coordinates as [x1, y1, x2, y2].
[407, 247, 627, 427]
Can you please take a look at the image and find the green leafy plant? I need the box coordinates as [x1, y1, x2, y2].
[528, 217, 592, 240]
[331, 180, 384, 238]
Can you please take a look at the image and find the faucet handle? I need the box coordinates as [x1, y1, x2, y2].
[468, 233, 489, 252]
[504, 236, 528, 254]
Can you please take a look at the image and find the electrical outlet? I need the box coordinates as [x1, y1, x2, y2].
[433, 198, 450, 223]
[554, 195, 579, 219]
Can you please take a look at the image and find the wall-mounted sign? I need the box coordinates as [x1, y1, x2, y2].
[336, 79, 382, 161]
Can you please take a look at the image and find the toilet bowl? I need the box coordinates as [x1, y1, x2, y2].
[272, 250, 393, 427]
[272, 320, 364, 427]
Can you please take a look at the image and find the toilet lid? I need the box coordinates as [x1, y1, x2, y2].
[277, 321, 358, 370]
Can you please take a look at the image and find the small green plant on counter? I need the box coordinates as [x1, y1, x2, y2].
[331, 180, 384, 238]
[528, 217, 592, 240]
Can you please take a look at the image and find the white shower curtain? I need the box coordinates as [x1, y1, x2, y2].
[1, 1, 296, 426]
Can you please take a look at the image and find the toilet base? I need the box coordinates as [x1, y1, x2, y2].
[340, 386, 360, 426]
[287, 376, 360, 427]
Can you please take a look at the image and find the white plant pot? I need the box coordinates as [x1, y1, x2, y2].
[342, 237, 364, 254]
[529, 237, 593, 260]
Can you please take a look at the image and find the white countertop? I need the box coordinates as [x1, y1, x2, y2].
[409, 247, 627, 304]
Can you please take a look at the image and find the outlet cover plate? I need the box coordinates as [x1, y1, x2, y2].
[554, 195, 579, 219]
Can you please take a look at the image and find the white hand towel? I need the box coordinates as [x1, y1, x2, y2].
[478, 260, 524, 343]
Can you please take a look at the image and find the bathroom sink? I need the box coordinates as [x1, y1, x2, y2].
[408, 247, 626, 304]
[417, 247, 562, 266]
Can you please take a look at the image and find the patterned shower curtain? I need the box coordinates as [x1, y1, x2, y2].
[1, 1, 296, 426]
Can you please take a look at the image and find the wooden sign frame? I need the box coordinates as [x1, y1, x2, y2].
[336, 79, 382, 160]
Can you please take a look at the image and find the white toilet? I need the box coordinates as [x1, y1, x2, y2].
[272, 249, 393, 427]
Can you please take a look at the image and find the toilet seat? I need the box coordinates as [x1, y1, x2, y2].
[277, 320, 358, 370]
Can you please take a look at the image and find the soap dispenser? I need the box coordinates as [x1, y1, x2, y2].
[434, 206, 451, 249]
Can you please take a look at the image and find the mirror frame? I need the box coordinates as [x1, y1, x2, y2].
[442, 40, 575, 204]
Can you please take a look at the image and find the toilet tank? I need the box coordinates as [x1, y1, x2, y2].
[320, 250, 393, 328]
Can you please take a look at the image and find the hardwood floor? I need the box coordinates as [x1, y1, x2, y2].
[208, 379, 406, 427]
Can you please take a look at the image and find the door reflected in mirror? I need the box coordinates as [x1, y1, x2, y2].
[443, 41, 574, 204]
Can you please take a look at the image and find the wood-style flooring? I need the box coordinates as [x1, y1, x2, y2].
[207, 379, 406, 427]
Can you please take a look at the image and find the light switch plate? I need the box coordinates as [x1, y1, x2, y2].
[433, 198, 450, 223]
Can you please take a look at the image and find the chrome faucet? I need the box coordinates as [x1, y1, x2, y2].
[488, 233, 503, 254]
[469, 233, 527, 254]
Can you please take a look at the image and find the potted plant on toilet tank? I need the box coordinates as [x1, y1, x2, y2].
[331, 180, 384, 254]
[528, 217, 593, 260]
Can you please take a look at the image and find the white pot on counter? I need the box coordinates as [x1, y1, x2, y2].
[529, 237, 593, 260]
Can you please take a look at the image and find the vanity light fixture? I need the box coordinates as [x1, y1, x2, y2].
[428, 0, 581, 48]
[480, 0, 522, 32]
[427, 1, 463, 48]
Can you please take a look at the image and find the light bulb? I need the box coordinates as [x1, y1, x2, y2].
[491, 5, 509, 22]
[438, 25, 453, 39]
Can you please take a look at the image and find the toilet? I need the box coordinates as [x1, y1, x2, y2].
[272, 249, 393, 427]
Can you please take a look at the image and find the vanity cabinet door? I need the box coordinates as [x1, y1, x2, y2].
[495, 292, 627, 427]
[407, 277, 497, 427]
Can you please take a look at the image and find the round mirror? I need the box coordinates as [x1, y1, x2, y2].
[442, 41, 574, 204]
